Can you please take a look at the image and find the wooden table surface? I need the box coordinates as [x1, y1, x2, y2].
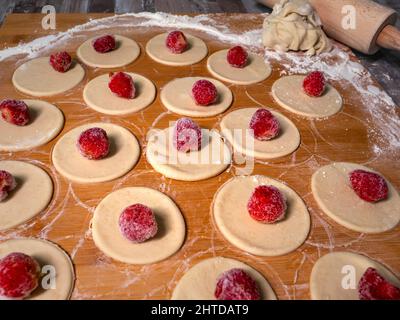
[0, 13, 399, 300]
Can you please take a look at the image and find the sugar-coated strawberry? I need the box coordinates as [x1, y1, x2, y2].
[119, 203, 158, 243]
[92, 35, 116, 53]
[0, 99, 30, 126]
[77, 127, 110, 160]
[0, 170, 17, 202]
[349, 169, 388, 202]
[108, 72, 136, 99]
[247, 185, 287, 223]
[192, 79, 218, 106]
[227, 46, 248, 68]
[0, 252, 40, 299]
[303, 71, 326, 97]
[49, 51, 72, 73]
[165, 31, 188, 54]
[358, 267, 400, 300]
[215, 268, 261, 300]
[173, 118, 202, 153]
[249, 108, 280, 141]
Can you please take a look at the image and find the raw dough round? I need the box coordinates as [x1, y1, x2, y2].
[160, 77, 233, 117]
[146, 33, 208, 66]
[12, 57, 85, 97]
[0, 161, 53, 231]
[272, 75, 343, 118]
[77, 35, 140, 68]
[213, 175, 310, 256]
[146, 127, 232, 181]
[0, 238, 74, 300]
[171, 256, 277, 300]
[92, 187, 185, 264]
[0, 100, 64, 152]
[207, 49, 271, 85]
[311, 162, 400, 233]
[310, 251, 400, 300]
[220, 107, 300, 159]
[83, 73, 156, 115]
[52, 123, 140, 183]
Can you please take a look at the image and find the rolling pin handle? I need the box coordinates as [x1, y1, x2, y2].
[377, 25, 400, 51]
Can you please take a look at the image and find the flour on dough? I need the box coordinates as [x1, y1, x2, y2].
[146, 127, 231, 181]
[171, 257, 277, 300]
[160, 77, 232, 117]
[310, 251, 400, 300]
[0, 100, 64, 152]
[146, 33, 208, 66]
[52, 123, 140, 183]
[272, 75, 342, 118]
[92, 187, 185, 264]
[0, 161, 53, 231]
[77, 35, 140, 68]
[213, 175, 310, 256]
[12, 57, 84, 96]
[0, 238, 74, 300]
[220, 107, 300, 159]
[312, 162, 400, 233]
[83, 73, 156, 115]
[207, 49, 271, 85]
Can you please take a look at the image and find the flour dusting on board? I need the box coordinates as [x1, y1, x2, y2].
[0, 12, 397, 155]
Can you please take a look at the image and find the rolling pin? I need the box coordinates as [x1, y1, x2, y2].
[257, 0, 400, 54]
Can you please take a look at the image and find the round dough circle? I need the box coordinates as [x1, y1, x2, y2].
[92, 187, 185, 264]
[220, 107, 300, 159]
[171, 256, 277, 300]
[272, 75, 343, 118]
[83, 73, 156, 115]
[12, 57, 85, 97]
[310, 251, 400, 300]
[77, 35, 140, 68]
[146, 127, 232, 181]
[0, 238, 74, 300]
[160, 77, 233, 117]
[213, 175, 310, 256]
[0, 161, 53, 231]
[146, 33, 208, 66]
[52, 123, 140, 183]
[207, 49, 271, 85]
[0, 100, 64, 152]
[311, 162, 400, 233]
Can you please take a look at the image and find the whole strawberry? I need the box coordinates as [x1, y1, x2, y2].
[93, 35, 116, 53]
[50, 51, 72, 73]
[303, 71, 326, 97]
[0, 99, 30, 126]
[108, 72, 136, 99]
[166, 31, 188, 54]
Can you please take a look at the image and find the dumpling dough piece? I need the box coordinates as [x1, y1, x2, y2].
[0, 238, 74, 300]
[0, 100, 64, 152]
[207, 49, 271, 85]
[146, 127, 232, 181]
[220, 107, 300, 159]
[12, 57, 84, 96]
[92, 187, 185, 264]
[213, 175, 310, 256]
[146, 33, 208, 66]
[83, 73, 156, 115]
[263, 0, 331, 55]
[160, 77, 233, 117]
[171, 257, 277, 300]
[310, 251, 400, 300]
[0, 161, 53, 231]
[77, 35, 140, 68]
[52, 123, 140, 183]
[272, 75, 342, 118]
[311, 162, 400, 233]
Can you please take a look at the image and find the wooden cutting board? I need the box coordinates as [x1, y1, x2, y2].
[0, 13, 399, 300]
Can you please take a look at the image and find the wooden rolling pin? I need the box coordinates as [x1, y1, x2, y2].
[257, 0, 400, 54]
